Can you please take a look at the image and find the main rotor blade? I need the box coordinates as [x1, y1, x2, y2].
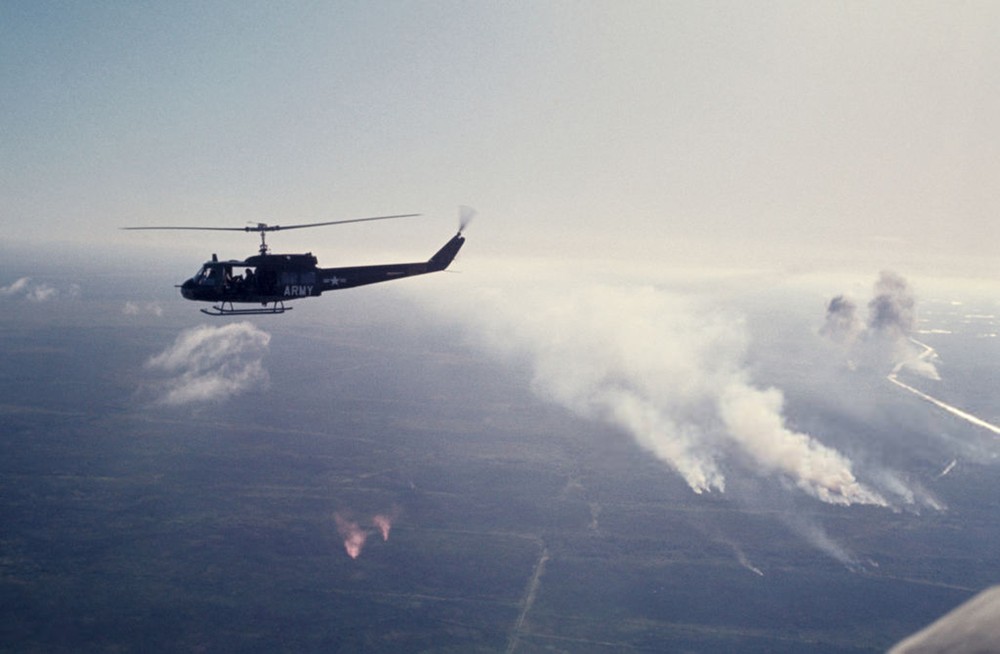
[121, 226, 248, 231]
[121, 213, 422, 233]
[269, 213, 422, 232]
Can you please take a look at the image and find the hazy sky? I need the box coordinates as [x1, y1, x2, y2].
[3, 2, 998, 277]
[3, 2, 1000, 610]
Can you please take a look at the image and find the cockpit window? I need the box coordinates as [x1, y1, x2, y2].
[195, 266, 222, 285]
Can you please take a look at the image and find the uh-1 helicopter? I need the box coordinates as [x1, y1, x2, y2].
[124, 211, 468, 316]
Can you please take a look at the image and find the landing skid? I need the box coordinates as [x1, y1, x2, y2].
[201, 300, 292, 316]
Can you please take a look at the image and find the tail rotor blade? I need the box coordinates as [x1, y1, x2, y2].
[458, 206, 476, 233]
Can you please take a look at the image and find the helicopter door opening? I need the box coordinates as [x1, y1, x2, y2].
[217, 265, 256, 295]
[233, 266, 257, 293]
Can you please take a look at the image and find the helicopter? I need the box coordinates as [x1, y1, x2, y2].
[124, 211, 468, 316]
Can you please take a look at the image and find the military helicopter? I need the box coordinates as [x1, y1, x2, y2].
[124, 211, 468, 316]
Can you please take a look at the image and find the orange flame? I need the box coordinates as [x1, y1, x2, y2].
[334, 512, 369, 559]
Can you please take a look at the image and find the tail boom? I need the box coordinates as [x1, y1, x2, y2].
[318, 232, 465, 292]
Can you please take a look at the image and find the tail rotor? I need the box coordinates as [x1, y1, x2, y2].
[458, 206, 476, 234]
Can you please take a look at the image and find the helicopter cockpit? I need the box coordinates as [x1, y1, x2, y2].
[192, 265, 223, 286]
[190, 261, 258, 292]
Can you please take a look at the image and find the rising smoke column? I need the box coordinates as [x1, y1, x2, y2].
[821, 295, 862, 344]
[868, 271, 939, 377]
[334, 513, 369, 559]
[371, 506, 400, 541]
[417, 281, 885, 506]
[823, 271, 939, 379]
[718, 382, 885, 505]
[372, 515, 392, 541]
[823, 271, 1000, 439]
[333, 508, 400, 558]
[868, 271, 916, 337]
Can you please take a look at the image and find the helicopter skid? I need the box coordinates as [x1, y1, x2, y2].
[201, 301, 291, 316]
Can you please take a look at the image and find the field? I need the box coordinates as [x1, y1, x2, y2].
[3, 296, 997, 653]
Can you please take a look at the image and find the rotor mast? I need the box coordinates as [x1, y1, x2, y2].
[249, 223, 271, 255]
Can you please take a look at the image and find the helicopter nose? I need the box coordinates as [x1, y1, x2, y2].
[179, 279, 195, 300]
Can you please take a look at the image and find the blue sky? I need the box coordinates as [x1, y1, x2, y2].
[2, 2, 998, 278]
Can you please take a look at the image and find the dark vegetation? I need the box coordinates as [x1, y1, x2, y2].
[1, 298, 998, 652]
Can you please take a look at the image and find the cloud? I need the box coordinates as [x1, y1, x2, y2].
[124, 301, 164, 316]
[0, 277, 75, 303]
[145, 322, 270, 405]
[415, 278, 885, 506]
[0, 277, 31, 296]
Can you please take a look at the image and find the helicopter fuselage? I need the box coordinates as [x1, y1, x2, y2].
[179, 231, 465, 313]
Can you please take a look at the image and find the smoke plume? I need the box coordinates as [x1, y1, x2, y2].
[823, 272, 1000, 439]
[786, 516, 863, 570]
[334, 513, 369, 559]
[372, 515, 391, 541]
[145, 322, 270, 405]
[820, 295, 861, 344]
[823, 271, 939, 379]
[868, 271, 916, 337]
[333, 508, 399, 558]
[415, 279, 886, 506]
[372, 507, 400, 541]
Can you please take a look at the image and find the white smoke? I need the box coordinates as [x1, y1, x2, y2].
[718, 382, 885, 505]
[785, 517, 863, 570]
[145, 322, 270, 405]
[415, 278, 885, 506]
[729, 541, 764, 577]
